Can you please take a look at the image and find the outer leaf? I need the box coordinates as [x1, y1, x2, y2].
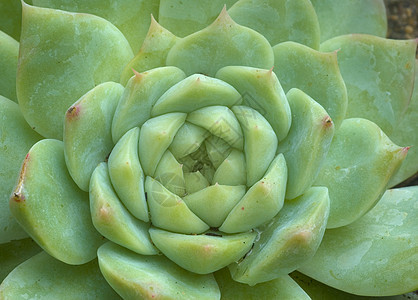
[98, 241, 221, 300]
[166, 8, 274, 77]
[389, 59, 418, 186]
[273, 41, 347, 129]
[228, 0, 320, 49]
[90, 162, 157, 255]
[149, 227, 256, 274]
[229, 187, 330, 286]
[120, 18, 179, 85]
[0, 238, 41, 283]
[277, 88, 334, 200]
[0, 0, 22, 40]
[311, 0, 387, 42]
[17, 3, 133, 139]
[215, 268, 310, 300]
[0, 96, 42, 243]
[159, 0, 238, 37]
[298, 187, 418, 296]
[314, 118, 407, 228]
[32, 0, 159, 53]
[0, 252, 120, 299]
[0, 31, 18, 102]
[9, 139, 103, 265]
[320, 34, 416, 136]
[64, 82, 123, 192]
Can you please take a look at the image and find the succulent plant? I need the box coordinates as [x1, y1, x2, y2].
[0, 0, 417, 299]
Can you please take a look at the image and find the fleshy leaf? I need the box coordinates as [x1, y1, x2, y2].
[215, 268, 310, 300]
[0, 252, 120, 299]
[0, 0, 22, 40]
[112, 66, 186, 143]
[183, 184, 246, 227]
[277, 88, 334, 200]
[184, 171, 210, 194]
[90, 162, 157, 255]
[228, 0, 320, 49]
[220, 154, 287, 233]
[149, 227, 256, 274]
[17, 3, 133, 139]
[311, 0, 387, 42]
[389, 59, 418, 186]
[216, 66, 291, 141]
[138, 112, 186, 176]
[232, 105, 278, 187]
[32, 0, 159, 53]
[154, 150, 186, 196]
[187, 106, 244, 150]
[9, 139, 103, 265]
[158, 0, 238, 37]
[169, 122, 208, 159]
[320, 34, 416, 136]
[0, 96, 42, 244]
[108, 127, 148, 222]
[64, 82, 123, 192]
[314, 118, 407, 228]
[120, 18, 179, 85]
[0, 31, 18, 102]
[145, 177, 209, 234]
[98, 241, 221, 299]
[151, 74, 242, 116]
[298, 187, 418, 296]
[229, 187, 330, 285]
[0, 238, 41, 283]
[166, 7, 274, 77]
[212, 149, 246, 186]
[273, 41, 347, 129]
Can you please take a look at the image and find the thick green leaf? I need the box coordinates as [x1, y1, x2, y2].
[0, 238, 41, 283]
[108, 127, 149, 222]
[220, 154, 287, 233]
[212, 150, 246, 186]
[154, 150, 186, 196]
[311, 0, 387, 42]
[216, 66, 291, 141]
[151, 74, 242, 117]
[232, 106, 278, 187]
[389, 59, 418, 186]
[64, 82, 123, 192]
[149, 227, 256, 274]
[0, 252, 120, 299]
[166, 8, 274, 77]
[145, 177, 209, 234]
[0, 31, 18, 102]
[112, 66, 186, 143]
[229, 187, 329, 285]
[159, 0, 238, 37]
[0, 0, 22, 40]
[0, 96, 42, 243]
[273, 41, 347, 129]
[228, 0, 320, 49]
[314, 118, 407, 228]
[298, 187, 418, 296]
[98, 241, 221, 300]
[90, 162, 157, 255]
[32, 0, 159, 53]
[9, 139, 103, 264]
[120, 18, 179, 85]
[17, 3, 133, 139]
[320, 35, 416, 136]
[215, 268, 310, 300]
[277, 88, 334, 200]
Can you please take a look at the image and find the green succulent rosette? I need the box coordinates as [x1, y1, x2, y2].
[0, 1, 417, 299]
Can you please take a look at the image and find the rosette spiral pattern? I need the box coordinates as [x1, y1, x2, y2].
[0, 1, 417, 299]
